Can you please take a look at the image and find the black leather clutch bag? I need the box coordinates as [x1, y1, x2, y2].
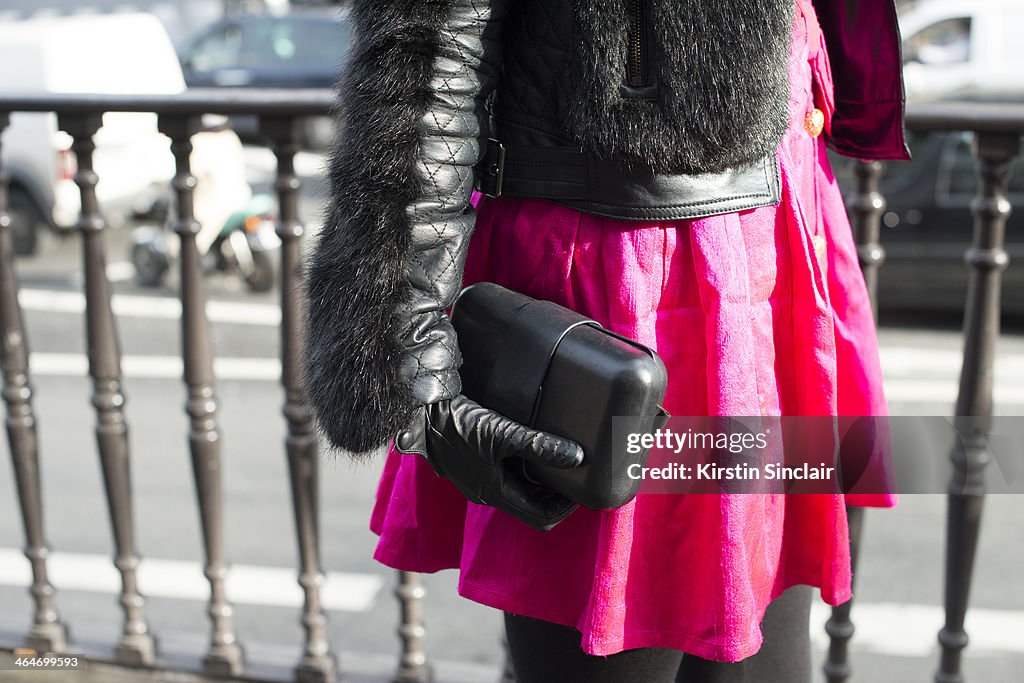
[449, 282, 670, 509]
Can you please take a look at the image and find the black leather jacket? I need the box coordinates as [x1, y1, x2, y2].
[477, 0, 796, 220]
[302, 0, 906, 455]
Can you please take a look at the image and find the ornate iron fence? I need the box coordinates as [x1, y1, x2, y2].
[827, 102, 1023, 683]
[0, 91, 1019, 683]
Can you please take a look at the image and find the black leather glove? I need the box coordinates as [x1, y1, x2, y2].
[394, 395, 584, 531]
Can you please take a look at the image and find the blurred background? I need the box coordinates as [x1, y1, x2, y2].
[0, 1, 1021, 682]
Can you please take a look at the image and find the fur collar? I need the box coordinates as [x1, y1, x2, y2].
[561, 0, 794, 173]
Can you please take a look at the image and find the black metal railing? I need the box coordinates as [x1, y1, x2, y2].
[827, 102, 1024, 683]
[0, 91, 1019, 683]
[0, 90, 346, 683]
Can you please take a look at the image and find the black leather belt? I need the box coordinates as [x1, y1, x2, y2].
[474, 138, 782, 222]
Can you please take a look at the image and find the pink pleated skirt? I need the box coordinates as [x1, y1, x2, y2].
[369, 0, 894, 662]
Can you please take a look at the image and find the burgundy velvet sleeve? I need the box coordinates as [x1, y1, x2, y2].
[812, 0, 911, 161]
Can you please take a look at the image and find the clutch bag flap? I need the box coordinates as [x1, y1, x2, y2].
[450, 282, 669, 509]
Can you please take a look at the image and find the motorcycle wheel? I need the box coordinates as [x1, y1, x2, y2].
[243, 250, 275, 293]
[7, 188, 42, 257]
[132, 241, 169, 287]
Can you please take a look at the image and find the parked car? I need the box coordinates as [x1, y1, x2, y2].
[179, 8, 353, 148]
[900, 0, 1024, 102]
[0, 13, 182, 255]
[829, 130, 1024, 316]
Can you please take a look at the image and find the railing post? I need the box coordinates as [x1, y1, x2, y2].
[158, 115, 245, 677]
[0, 112, 69, 654]
[261, 114, 337, 683]
[57, 112, 156, 666]
[849, 160, 888, 309]
[935, 131, 1018, 683]
[824, 159, 887, 683]
[394, 571, 432, 683]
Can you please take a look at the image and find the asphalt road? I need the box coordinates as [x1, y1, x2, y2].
[0, 147, 1022, 683]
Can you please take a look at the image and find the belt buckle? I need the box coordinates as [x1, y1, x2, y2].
[476, 138, 506, 198]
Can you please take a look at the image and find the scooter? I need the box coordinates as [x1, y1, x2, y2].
[129, 194, 280, 293]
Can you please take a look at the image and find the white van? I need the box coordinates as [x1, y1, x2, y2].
[900, 0, 1024, 102]
[0, 12, 184, 255]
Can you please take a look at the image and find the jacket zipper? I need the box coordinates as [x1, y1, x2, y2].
[626, 0, 648, 87]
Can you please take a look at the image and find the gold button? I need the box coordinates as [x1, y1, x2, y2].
[805, 108, 825, 138]
[812, 234, 826, 257]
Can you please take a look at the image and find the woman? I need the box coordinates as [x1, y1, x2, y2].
[303, 0, 906, 680]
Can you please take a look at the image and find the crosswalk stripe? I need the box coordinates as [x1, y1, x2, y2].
[28, 352, 280, 381]
[21, 350, 1024, 405]
[0, 548, 382, 613]
[884, 378, 1024, 406]
[880, 345, 1024, 377]
[14, 288, 1024, 403]
[3, 550, 1020, 659]
[18, 287, 281, 326]
[809, 601, 1024, 656]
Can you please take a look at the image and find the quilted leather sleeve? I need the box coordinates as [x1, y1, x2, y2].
[302, 0, 509, 455]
